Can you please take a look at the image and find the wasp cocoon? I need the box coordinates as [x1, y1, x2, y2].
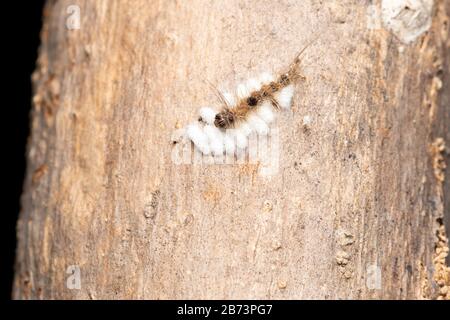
[203, 125, 224, 155]
[186, 123, 210, 155]
[275, 84, 294, 109]
[199, 107, 217, 125]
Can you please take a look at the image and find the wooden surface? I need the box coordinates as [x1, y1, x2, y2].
[13, 0, 450, 299]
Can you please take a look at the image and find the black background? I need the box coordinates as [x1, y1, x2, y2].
[5, 0, 46, 300]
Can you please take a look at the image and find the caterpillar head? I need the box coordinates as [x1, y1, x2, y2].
[214, 110, 235, 129]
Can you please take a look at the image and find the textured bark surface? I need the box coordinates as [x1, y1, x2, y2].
[14, 0, 450, 299]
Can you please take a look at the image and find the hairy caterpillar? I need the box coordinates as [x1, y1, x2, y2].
[184, 42, 313, 156]
[213, 48, 306, 129]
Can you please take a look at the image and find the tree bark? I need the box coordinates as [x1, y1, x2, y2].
[14, 0, 450, 299]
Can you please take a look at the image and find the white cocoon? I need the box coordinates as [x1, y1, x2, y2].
[199, 107, 216, 125]
[247, 114, 269, 135]
[275, 84, 294, 109]
[204, 125, 224, 155]
[186, 123, 210, 155]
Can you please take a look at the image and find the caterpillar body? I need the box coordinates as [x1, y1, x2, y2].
[185, 45, 310, 156]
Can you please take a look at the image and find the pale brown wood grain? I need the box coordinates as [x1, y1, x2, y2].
[13, 0, 450, 299]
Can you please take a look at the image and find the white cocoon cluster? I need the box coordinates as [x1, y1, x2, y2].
[186, 123, 210, 155]
[275, 84, 294, 109]
[204, 125, 224, 155]
[185, 72, 295, 156]
[199, 107, 216, 125]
